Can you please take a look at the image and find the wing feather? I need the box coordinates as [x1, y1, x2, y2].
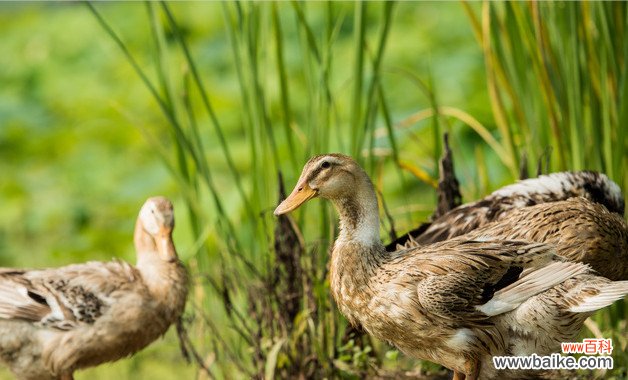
[0, 260, 139, 330]
[414, 240, 562, 325]
[0, 278, 51, 321]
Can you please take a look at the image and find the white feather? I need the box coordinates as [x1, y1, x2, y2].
[569, 281, 628, 313]
[477, 261, 590, 316]
[447, 328, 474, 350]
[492, 173, 569, 198]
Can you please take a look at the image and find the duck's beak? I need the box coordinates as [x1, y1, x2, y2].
[274, 180, 317, 216]
[155, 228, 178, 262]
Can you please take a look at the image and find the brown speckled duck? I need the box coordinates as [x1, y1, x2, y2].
[390, 171, 624, 248]
[0, 196, 188, 380]
[391, 174, 628, 281]
[275, 154, 628, 379]
[463, 197, 628, 281]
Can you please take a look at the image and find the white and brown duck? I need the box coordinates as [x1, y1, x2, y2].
[391, 171, 624, 249]
[275, 154, 628, 379]
[462, 197, 628, 281]
[390, 173, 628, 281]
[0, 196, 188, 380]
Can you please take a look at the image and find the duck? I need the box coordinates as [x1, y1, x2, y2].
[389, 171, 624, 250]
[274, 154, 628, 379]
[462, 197, 628, 281]
[0, 196, 188, 380]
[389, 173, 628, 281]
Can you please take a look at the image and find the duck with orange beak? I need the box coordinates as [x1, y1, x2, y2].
[275, 154, 628, 379]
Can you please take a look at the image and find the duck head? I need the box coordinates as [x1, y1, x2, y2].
[136, 196, 178, 263]
[274, 154, 363, 215]
[275, 154, 381, 246]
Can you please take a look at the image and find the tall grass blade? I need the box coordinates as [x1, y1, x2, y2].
[161, 2, 255, 222]
[350, 2, 366, 160]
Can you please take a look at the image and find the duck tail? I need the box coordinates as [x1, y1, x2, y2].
[575, 171, 625, 215]
[477, 261, 589, 316]
[569, 281, 628, 313]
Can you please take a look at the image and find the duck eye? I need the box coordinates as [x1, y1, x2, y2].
[321, 161, 331, 169]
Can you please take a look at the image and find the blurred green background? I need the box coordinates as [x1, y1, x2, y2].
[0, 2, 625, 379]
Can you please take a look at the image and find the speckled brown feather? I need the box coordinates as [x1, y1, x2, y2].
[0, 260, 138, 330]
[390, 171, 624, 250]
[463, 197, 628, 281]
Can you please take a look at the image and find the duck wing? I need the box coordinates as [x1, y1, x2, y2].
[0, 269, 51, 323]
[411, 240, 588, 324]
[0, 260, 139, 331]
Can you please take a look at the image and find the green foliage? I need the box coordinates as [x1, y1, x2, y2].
[465, 2, 627, 188]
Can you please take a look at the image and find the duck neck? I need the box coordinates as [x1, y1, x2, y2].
[332, 175, 383, 250]
[329, 176, 385, 324]
[134, 222, 187, 302]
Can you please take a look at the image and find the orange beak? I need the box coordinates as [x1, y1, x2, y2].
[155, 228, 178, 262]
[274, 180, 317, 215]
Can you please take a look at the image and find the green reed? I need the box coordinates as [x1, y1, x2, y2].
[465, 2, 627, 188]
